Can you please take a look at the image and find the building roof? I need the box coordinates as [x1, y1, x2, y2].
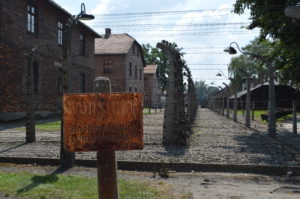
[95, 32, 146, 66]
[144, 65, 158, 74]
[229, 81, 282, 99]
[46, 0, 101, 38]
[95, 34, 135, 54]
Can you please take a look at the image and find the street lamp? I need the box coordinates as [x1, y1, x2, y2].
[60, 3, 95, 168]
[285, 3, 300, 19]
[224, 42, 276, 138]
[77, 3, 95, 20]
[216, 71, 228, 78]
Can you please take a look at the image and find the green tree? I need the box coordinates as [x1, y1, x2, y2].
[194, 81, 219, 105]
[142, 44, 169, 91]
[233, 0, 300, 85]
[142, 43, 185, 91]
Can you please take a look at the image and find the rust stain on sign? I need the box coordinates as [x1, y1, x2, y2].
[63, 93, 143, 152]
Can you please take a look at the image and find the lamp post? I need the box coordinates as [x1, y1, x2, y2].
[285, 3, 300, 19]
[222, 82, 230, 118]
[224, 42, 276, 138]
[60, 3, 95, 168]
[216, 72, 234, 120]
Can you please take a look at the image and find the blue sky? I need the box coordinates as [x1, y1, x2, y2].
[53, 0, 259, 86]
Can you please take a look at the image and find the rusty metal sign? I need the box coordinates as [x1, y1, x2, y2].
[63, 93, 143, 152]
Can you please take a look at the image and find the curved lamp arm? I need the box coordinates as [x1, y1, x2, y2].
[222, 82, 229, 88]
[225, 42, 272, 68]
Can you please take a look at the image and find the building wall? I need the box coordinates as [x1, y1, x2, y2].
[125, 43, 144, 93]
[144, 73, 161, 108]
[144, 74, 152, 107]
[94, 42, 144, 93]
[0, 0, 96, 121]
[94, 54, 126, 92]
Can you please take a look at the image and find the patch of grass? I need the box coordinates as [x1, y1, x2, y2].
[237, 110, 267, 121]
[35, 121, 61, 131]
[143, 108, 160, 115]
[0, 172, 184, 199]
[16, 121, 61, 132]
[237, 110, 297, 124]
[276, 114, 291, 123]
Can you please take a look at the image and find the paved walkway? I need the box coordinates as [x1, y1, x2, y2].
[0, 109, 299, 167]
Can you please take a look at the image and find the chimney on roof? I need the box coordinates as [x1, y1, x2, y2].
[104, 28, 111, 39]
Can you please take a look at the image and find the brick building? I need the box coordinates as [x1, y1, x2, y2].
[0, 0, 100, 121]
[94, 29, 145, 93]
[144, 64, 162, 108]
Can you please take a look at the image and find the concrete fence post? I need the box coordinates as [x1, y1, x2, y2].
[222, 97, 225, 116]
[25, 48, 37, 143]
[233, 92, 237, 122]
[293, 100, 298, 135]
[252, 102, 255, 120]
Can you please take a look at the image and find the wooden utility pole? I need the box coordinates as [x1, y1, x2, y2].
[94, 77, 118, 199]
[26, 48, 38, 143]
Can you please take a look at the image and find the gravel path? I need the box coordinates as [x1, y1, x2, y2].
[0, 108, 299, 166]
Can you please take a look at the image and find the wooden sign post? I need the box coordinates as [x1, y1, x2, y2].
[63, 86, 143, 198]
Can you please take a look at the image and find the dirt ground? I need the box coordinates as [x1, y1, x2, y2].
[1, 163, 300, 199]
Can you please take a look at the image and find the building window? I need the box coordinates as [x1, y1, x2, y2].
[79, 34, 86, 56]
[58, 21, 63, 45]
[129, 62, 132, 76]
[27, 4, 38, 33]
[80, 73, 86, 93]
[103, 59, 112, 74]
[135, 65, 137, 79]
[33, 62, 39, 94]
[139, 69, 142, 80]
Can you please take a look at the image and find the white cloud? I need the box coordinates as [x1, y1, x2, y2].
[82, 0, 259, 85]
[91, 0, 114, 15]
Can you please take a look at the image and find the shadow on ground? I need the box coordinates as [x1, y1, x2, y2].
[0, 118, 60, 131]
[0, 143, 27, 154]
[233, 132, 298, 165]
[16, 166, 68, 195]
